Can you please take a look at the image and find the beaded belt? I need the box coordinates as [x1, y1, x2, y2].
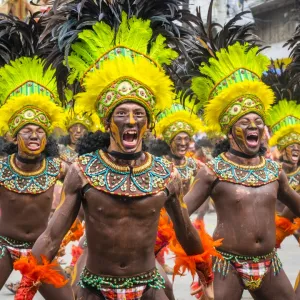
[213, 248, 282, 277]
[0, 235, 34, 259]
[79, 267, 165, 290]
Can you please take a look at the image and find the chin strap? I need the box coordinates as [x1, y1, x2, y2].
[106, 150, 143, 160]
[228, 148, 258, 159]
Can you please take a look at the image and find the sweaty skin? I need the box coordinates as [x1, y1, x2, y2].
[31, 103, 204, 299]
[185, 113, 300, 300]
[0, 124, 71, 298]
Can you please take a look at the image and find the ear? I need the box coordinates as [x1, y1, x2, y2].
[105, 119, 110, 133]
[13, 136, 18, 145]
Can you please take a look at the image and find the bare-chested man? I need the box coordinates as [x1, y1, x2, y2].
[16, 12, 213, 300]
[185, 41, 300, 300]
[0, 54, 72, 299]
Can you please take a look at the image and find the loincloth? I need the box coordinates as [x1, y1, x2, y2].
[79, 267, 165, 300]
[0, 235, 33, 262]
[213, 248, 282, 291]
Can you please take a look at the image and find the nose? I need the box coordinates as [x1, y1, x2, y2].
[250, 121, 257, 129]
[31, 131, 38, 139]
[128, 111, 136, 126]
[76, 125, 82, 133]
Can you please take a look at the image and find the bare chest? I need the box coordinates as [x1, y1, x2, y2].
[0, 186, 54, 213]
[83, 187, 168, 220]
[212, 181, 278, 208]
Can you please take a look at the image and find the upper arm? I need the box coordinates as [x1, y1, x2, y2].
[278, 170, 300, 217]
[47, 163, 83, 241]
[184, 165, 216, 215]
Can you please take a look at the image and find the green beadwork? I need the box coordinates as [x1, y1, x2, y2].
[0, 155, 60, 194]
[213, 249, 282, 277]
[176, 158, 198, 180]
[79, 267, 165, 290]
[207, 153, 280, 187]
[0, 235, 33, 260]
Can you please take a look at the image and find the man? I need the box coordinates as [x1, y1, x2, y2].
[16, 13, 214, 300]
[185, 41, 300, 300]
[154, 103, 204, 195]
[59, 106, 100, 165]
[0, 54, 72, 299]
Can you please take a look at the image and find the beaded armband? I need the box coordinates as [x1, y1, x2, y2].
[0, 154, 61, 194]
[206, 153, 280, 187]
[78, 150, 173, 197]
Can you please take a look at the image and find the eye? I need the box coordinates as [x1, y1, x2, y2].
[116, 111, 126, 116]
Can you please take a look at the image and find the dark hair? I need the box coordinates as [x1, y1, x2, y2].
[0, 136, 6, 156]
[195, 138, 213, 150]
[76, 130, 149, 155]
[58, 135, 71, 146]
[2, 136, 59, 157]
[212, 138, 267, 157]
[148, 138, 171, 157]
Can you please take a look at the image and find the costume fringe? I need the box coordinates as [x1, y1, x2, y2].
[170, 219, 223, 281]
[154, 208, 176, 255]
[275, 215, 300, 248]
[14, 254, 67, 299]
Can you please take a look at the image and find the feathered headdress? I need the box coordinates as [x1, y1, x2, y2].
[0, 15, 64, 136]
[182, 0, 275, 134]
[155, 97, 203, 144]
[71, 12, 179, 127]
[266, 100, 300, 150]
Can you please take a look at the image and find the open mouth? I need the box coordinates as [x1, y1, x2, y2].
[122, 130, 138, 149]
[291, 152, 300, 162]
[246, 132, 259, 148]
[27, 142, 40, 151]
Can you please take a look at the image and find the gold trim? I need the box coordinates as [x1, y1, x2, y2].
[287, 167, 300, 177]
[221, 153, 266, 169]
[10, 154, 46, 176]
[99, 150, 153, 174]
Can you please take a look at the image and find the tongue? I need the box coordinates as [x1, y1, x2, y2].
[123, 133, 135, 142]
[247, 137, 258, 147]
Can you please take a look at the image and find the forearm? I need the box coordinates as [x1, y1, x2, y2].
[173, 222, 203, 255]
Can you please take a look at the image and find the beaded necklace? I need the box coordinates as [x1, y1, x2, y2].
[0, 154, 61, 194]
[59, 144, 78, 164]
[287, 167, 300, 190]
[0, 235, 34, 259]
[207, 153, 280, 187]
[78, 150, 173, 197]
[175, 157, 199, 180]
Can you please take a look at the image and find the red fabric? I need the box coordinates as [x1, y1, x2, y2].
[14, 276, 39, 300]
[70, 245, 83, 267]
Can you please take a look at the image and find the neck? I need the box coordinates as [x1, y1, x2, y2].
[69, 143, 76, 150]
[168, 152, 186, 166]
[226, 147, 261, 166]
[282, 161, 299, 174]
[14, 153, 44, 172]
[106, 146, 144, 167]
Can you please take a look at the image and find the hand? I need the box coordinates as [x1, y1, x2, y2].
[190, 280, 214, 300]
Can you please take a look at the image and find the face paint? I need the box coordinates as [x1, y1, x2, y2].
[17, 124, 47, 157]
[283, 144, 300, 165]
[230, 113, 264, 156]
[69, 123, 88, 146]
[170, 132, 191, 158]
[109, 102, 148, 153]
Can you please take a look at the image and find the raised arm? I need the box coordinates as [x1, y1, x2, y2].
[278, 170, 300, 217]
[32, 163, 83, 261]
[164, 170, 203, 255]
[185, 164, 216, 215]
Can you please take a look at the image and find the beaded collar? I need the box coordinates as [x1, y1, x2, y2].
[78, 150, 173, 197]
[287, 167, 300, 190]
[59, 145, 78, 164]
[175, 157, 199, 180]
[206, 153, 280, 187]
[0, 154, 61, 194]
